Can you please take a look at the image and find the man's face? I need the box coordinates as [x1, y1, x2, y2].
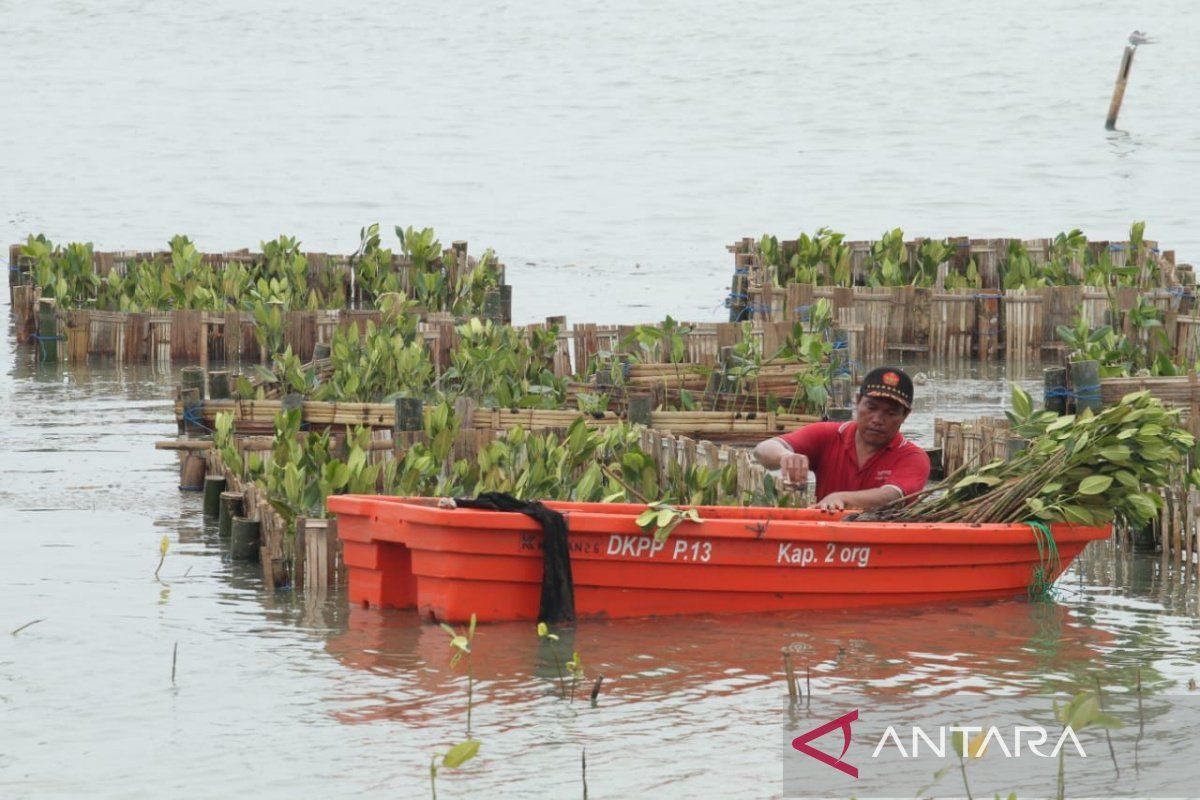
[854, 394, 908, 448]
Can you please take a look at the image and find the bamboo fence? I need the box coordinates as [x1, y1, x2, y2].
[725, 232, 1197, 365]
[933, 416, 1018, 475]
[7, 239, 511, 353]
[175, 395, 822, 446]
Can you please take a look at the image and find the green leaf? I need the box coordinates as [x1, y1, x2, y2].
[442, 739, 481, 769]
[1011, 385, 1032, 420]
[1078, 475, 1113, 495]
[954, 474, 1002, 490]
[1061, 504, 1095, 526]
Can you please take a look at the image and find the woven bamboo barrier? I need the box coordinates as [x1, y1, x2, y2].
[728, 234, 1179, 297]
[1175, 317, 1200, 365]
[933, 416, 1016, 475]
[930, 289, 976, 360]
[725, 232, 1192, 365]
[1003, 288, 1044, 364]
[177, 396, 821, 445]
[9, 239, 507, 298]
[636, 427, 808, 505]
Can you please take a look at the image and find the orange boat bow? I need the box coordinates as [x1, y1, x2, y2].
[327, 496, 1111, 623]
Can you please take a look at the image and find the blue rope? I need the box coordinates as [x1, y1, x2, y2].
[1043, 384, 1100, 403]
[724, 292, 749, 309]
[731, 304, 773, 321]
[28, 332, 67, 361]
[182, 405, 215, 433]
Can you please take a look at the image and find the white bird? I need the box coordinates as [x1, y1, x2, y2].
[1128, 30, 1156, 46]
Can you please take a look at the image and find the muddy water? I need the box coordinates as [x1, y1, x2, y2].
[6, 0, 1200, 793]
[4, 297, 1200, 798]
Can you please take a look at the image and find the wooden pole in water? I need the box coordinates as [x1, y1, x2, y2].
[208, 370, 230, 400]
[181, 366, 206, 400]
[499, 284, 513, 325]
[394, 397, 424, 433]
[1105, 46, 1137, 130]
[627, 394, 652, 426]
[1043, 366, 1068, 415]
[180, 387, 204, 437]
[782, 648, 798, 700]
[1069, 360, 1102, 413]
[482, 289, 502, 324]
[179, 451, 206, 491]
[230, 517, 262, 561]
[36, 298, 59, 362]
[203, 475, 226, 519]
[218, 491, 243, 539]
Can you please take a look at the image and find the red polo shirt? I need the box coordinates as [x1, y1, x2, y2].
[777, 421, 930, 501]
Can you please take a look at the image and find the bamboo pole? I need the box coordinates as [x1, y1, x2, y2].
[1105, 46, 1137, 130]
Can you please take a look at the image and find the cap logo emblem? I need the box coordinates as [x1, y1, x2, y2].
[883, 371, 900, 387]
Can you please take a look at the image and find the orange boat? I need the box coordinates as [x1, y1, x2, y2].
[326, 496, 1111, 624]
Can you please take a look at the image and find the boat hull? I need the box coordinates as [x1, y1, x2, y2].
[327, 496, 1110, 623]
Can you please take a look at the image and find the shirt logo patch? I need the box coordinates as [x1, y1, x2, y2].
[875, 470, 892, 480]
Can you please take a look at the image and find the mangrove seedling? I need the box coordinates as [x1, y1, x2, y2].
[537, 621, 568, 698]
[636, 501, 702, 543]
[868, 387, 1198, 529]
[1053, 691, 1122, 800]
[566, 650, 585, 702]
[155, 535, 169, 580]
[429, 739, 481, 800]
[440, 613, 477, 735]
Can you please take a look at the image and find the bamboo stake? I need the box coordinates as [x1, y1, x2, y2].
[1105, 46, 1137, 130]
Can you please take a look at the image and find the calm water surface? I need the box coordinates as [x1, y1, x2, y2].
[4, 1, 1200, 797]
[2, 1, 1200, 324]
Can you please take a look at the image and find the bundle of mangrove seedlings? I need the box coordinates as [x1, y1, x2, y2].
[867, 388, 1196, 526]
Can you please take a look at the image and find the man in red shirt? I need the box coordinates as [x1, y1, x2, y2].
[753, 366, 930, 511]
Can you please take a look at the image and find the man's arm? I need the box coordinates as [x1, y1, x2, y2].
[753, 437, 808, 486]
[814, 486, 902, 512]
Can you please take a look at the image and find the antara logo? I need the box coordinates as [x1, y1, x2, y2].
[791, 710, 859, 778]
[792, 710, 1090, 780]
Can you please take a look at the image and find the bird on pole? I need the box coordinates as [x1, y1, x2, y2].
[1128, 30, 1156, 46]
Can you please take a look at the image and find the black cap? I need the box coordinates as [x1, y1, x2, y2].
[859, 366, 913, 410]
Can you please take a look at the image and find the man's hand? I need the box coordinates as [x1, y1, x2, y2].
[815, 492, 850, 511]
[779, 452, 809, 487]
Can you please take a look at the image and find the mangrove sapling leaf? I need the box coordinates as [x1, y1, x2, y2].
[441, 739, 481, 769]
[430, 739, 481, 800]
[637, 501, 702, 543]
[1010, 385, 1033, 421]
[1078, 475, 1113, 495]
[566, 650, 585, 702]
